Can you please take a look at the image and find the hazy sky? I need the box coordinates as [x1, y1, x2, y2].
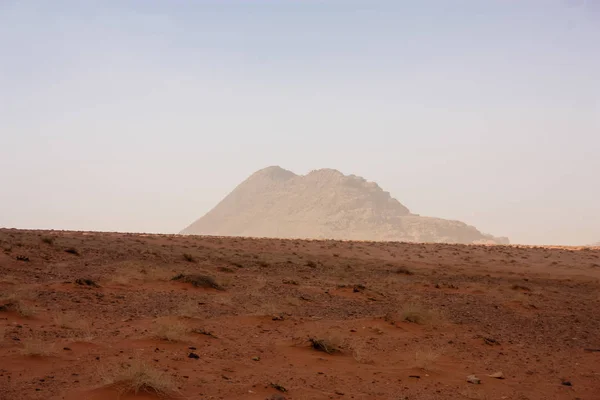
[1, 0, 599, 245]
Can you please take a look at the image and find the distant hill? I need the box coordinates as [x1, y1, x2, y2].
[181, 166, 509, 244]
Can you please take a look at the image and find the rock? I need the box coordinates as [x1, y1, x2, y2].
[252, 356, 261, 361]
[188, 352, 199, 359]
[467, 375, 481, 384]
[488, 371, 505, 379]
[561, 380, 572, 386]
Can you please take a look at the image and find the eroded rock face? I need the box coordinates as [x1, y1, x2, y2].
[181, 166, 509, 244]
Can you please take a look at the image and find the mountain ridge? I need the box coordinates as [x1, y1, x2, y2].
[181, 166, 509, 244]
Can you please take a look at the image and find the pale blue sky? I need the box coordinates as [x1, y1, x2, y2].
[1, 0, 599, 245]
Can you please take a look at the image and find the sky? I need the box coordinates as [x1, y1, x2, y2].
[1, 0, 599, 245]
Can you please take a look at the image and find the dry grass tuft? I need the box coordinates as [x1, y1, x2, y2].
[110, 263, 173, 285]
[153, 320, 189, 342]
[400, 303, 437, 325]
[415, 348, 440, 370]
[395, 266, 414, 275]
[109, 360, 175, 396]
[182, 253, 196, 262]
[177, 300, 200, 318]
[0, 290, 37, 317]
[64, 247, 80, 256]
[309, 337, 342, 354]
[40, 236, 54, 245]
[20, 338, 54, 356]
[53, 312, 77, 329]
[171, 274, 223, 290]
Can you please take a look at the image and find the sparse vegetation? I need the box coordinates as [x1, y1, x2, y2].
[41, 236, 54, 245]
[75, 278, 100, 287]
[395, 266, 414, 275]
[171, 274, 223, 290]
[192, 328, 218, 339]
[153, 320, 189, 342]
[400, 303, 436, 325]
[0, 291, 36, 317]
[177, 300, 200, 318]
[309, 337, 341, 354]
[64, 247, 79, 255]
[270, 383, 288, 392]
[20, 338, 54, 356]
[53, 311, 76, 329]
[415, 349, 440, 370]
[182, 253, 195, 262]
[109, 360, 175, 396]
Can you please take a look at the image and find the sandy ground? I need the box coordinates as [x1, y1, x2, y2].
[1, 229, 599, 400]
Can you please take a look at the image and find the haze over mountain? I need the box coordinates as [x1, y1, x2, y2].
[181, 166, 509, 244]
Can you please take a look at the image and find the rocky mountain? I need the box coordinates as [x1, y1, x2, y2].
[181, 166, 509, 244]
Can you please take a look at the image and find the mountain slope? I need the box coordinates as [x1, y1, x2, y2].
[181, 166, 509, 244]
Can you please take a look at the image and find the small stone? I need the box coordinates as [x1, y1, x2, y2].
[561, 380, 572, 386]
[188, 352, 200, 359]
[467, 375, 481, 384]
[488, 371, 505, 379]
[252, 356, 260, 361]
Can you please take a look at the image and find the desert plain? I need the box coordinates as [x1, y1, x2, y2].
[1, 228, 599, 400]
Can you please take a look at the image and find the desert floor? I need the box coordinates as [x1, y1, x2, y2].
[1, 229, 599, 400]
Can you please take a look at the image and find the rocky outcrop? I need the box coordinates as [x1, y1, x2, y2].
[181, 166, 509, 244]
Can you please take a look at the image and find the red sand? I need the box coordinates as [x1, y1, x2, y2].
[1, 229, 599, 399]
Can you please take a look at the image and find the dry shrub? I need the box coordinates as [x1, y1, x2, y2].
[415, 348, 440, 370]
[40, 236, 54, 245]
[0, 275, 18, 285]
[53, 311, 77, 329]
[171, 274, 223, 290]
[153, 320, 189, 342]
[109, 360, 174, 396]
[110, 275, 130, 285]
[110, 263, 172, 284]
[351, 343, 375, 365]
[182, 253, 195, 262]
[21, 338, 54, 356]
[64, 247, 80, 256]
[0, 290, 36, 317]
[400, 303, 437, 325]
[177, 300, 200, 318]
[14, 301, 36, 317]
[309, 337, 342, 354]
[395, 266, 414, 275]
[75, 320, 96, 342]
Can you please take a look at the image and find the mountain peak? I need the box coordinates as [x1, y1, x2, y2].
[250, 166, 296, 180]
[181, 166, 508, 244]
